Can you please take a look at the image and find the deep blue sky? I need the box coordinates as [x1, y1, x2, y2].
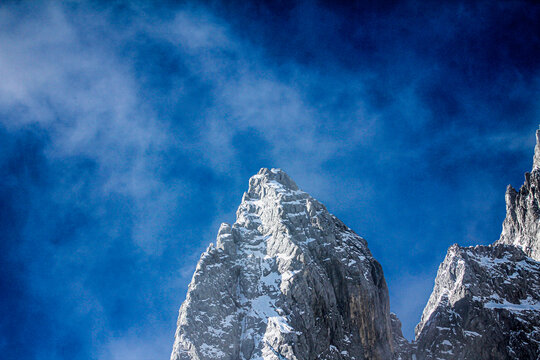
[1, 0, 539, 358]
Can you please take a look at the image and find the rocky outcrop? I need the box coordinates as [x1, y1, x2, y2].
[170, 168, 403, 360]
[497, 129, 540, 261]
[415, 244, 540, 359]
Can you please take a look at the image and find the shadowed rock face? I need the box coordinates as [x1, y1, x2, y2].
[497, 130, 540, 261]
[170, 168, 405, 360]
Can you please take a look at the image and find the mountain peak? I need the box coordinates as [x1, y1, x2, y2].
[171, 166, 400, 360]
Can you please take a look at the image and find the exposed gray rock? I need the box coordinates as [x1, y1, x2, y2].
[497, 129, 540, 261]
[415, 244, 540, 359]
[171, 168, 404, 360]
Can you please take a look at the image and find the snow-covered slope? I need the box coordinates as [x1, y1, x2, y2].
[415, 244, 540, 359]
[171, 168, 407, 360]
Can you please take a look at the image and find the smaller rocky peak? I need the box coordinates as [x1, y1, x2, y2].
[533, 129, 540, 171]
[414, 242, 540, 360]
[505, 184, 517, 195]
[444, 243, 461, 260]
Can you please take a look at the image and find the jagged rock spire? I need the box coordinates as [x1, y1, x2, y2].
[497, 129, 540, 261]
[532, 129, 540, 171]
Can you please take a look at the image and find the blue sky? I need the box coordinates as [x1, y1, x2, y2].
[0, 0, 539, 358]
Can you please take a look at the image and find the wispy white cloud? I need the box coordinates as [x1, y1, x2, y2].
[0, 2, 182, 255]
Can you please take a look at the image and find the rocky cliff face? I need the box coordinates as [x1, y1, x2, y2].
[415, 244, 540, 359]
[496, 130, 540, 261]
[171, 168, 405, 360]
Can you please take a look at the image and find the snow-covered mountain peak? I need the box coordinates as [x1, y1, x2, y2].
[171, 168, 406, 360]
